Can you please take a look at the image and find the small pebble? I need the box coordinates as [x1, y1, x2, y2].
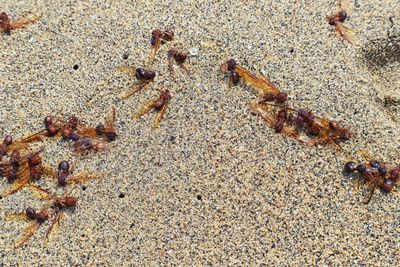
[188, 47, 199, 56]
[198, 84, 208, 91]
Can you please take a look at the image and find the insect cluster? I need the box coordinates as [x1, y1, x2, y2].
[221, 58, 352, 148]
[344, 157, 400, 204]
[0, 0, 397, 252]
[118, 28, 190, 128]
[1, 109, 116, 248]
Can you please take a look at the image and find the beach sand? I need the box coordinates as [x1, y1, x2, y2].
[0, 0, 399, 265]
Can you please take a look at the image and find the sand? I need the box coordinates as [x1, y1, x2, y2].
[0, 0, 399, 265]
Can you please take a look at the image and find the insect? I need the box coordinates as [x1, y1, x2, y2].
[250, 102, 299, 140]
[118, 67, 156, 99]
[0, 135, 29, 160]
[327, 0, 357, 45]
[0, 12, 40, 35]
[72, 136, 108, 155]
[28, 184, 77, 243]
[135, 89, 172, 128]
[220, 59, 287, 101]
[77, 106, 117, 142]
[344, 152, 400, 204]
[56, 160, 104, 187]
[148, 29, 174, 61]
[168, 49, 189, 81]
[0, 148, 57, 197]
[5, 207, 49, 249]
[250, 101, 351, 148]
[21, 115, 83, 143]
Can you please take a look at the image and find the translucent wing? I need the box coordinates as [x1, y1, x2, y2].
[169, 58, 177, 81]
[121, 81, 151, 100]
[5, 212, 30, 221]
[72, 137, 108, 154]
[251, 102, 299, 139]
[153, 102, 169, 128]
[118, 66, 136, 76]
[0, 169, 31, 197]
[42, 165, 58, 179]
[20, 130, 47, 143]
[9, 15, 41, 30]
[14, 222, 40, 249]
[67, 172, 104, 185]
[281, 125, 300, 140]
[105, 106, 116, 130]
[336, 23, 357, 45]
[77, 128, 98, 138]
[7, 141, 29, 151]
[363, 173, 380, 204]
[235, 65, 280, 97]
[359, 149, 373, 163]
[135, 100, 156, 120]
[310, 118, 344, 150]
[45, 211, 64, 244]
[340, 0, 349, 11]
[148, 37, 161, 61]
[28, 184, 52, 200]
[250, 102, 275, 127]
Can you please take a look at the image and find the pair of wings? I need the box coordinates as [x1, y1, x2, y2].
[6, 209, 65, 249]
[232, 65, 281, 97]
[77, 106, 116, 138]
[0, 163, 54, 198]
[118, 66, 152, 100]
[135, 98, 170, 128]
[250, 102, 299, 140]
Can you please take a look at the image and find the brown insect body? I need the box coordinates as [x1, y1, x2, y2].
[77, 106, 117, 142]
[5, 207, 50, 249]
[221, 59, 285, 100]
[326, 1, 356, 45]
[27, 185, 78, 243]
[119, 67, 156, 99]
[168, 49, 189, 80]
[148, 29, 174, 61]
[135, 90, 172, 128]
[21, 115, 84, 144]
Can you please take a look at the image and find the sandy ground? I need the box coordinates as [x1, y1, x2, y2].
[0, 0, 399, 265]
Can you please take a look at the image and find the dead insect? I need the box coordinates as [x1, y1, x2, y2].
[135, 89, 172, 128]
[0, 135, 29, 160]
[118, 67, 156, 99]
[0, 12, 40, 35]
[72, 136, 108, 155]
[77, 106, 117, 142]
[56, 160, 103, 187]
[220, 59, 286, 100]
[250, 102, 351, 149]
[21, 115, 84, 143]
[5, 207, 49, 249]
[344, 151, 400, 204]
[326, 0, 357, 45]
[168, 49, 189, 81]
[0, 149, 57, 198]
[148, 29, 174, 61]
[28, 185, 77, 243]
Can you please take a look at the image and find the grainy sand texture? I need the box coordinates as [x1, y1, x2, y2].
[1, 0, 400, 265]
